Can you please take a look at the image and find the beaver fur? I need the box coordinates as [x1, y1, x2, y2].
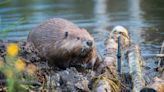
[27, 18, 98, 69]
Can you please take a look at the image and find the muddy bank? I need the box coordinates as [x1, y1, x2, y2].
[0, 40, 131, 92]
[0, 41, 96, 92]
[0, 40, 163, 92]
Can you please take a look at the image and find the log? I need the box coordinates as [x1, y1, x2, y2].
[90, 69, 120, 92]
[149, 77, 164, 92]
[142, 54, 164, 58]
[91, 26, 130, 92]
[101, 26, 130, 74]
[158, 41, 164, 67]
[128, 45, 145, 92]
[140, 42, 164, 92]
[141, 77, 164, 92]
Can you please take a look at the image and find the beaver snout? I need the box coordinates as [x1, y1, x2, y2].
[86, 40, 93, 47]
[80, 40, 93, 57]
[82, 40, 93, 49]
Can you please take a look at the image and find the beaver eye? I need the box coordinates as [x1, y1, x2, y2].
[65, 32, 68, 38]
[77, 37, 80, 40]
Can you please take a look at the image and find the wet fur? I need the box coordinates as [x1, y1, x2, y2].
[28, 18, 97, 69]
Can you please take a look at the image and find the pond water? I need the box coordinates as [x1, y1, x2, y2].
[0, 0, 164, 57]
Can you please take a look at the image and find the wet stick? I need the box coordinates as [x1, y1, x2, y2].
[128, 45, 145, 92]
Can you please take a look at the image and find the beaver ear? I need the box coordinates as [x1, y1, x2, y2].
[64, 31, 68, 38]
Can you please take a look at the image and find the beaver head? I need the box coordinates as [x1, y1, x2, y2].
[59, 28, 94, 57]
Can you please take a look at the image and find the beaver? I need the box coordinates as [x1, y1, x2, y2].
[27, 18, 98, 69]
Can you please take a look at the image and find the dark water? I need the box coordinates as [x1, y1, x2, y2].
[0, 0, 164, 55]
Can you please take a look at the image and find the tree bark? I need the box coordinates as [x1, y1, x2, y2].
[128, 45, 145, 92]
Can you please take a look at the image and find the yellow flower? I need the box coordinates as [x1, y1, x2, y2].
[15, 58, 26, 72]
[7, 43, 19, 57]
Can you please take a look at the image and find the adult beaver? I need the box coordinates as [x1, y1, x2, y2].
[27, 18, 98, 69]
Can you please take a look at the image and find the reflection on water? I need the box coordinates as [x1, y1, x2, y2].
[0, 0, 163, 54]
[93, 0, 109, 55]
[140, 0, 164, 45]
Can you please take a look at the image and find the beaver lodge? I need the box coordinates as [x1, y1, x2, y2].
[0, 22, 163, 92]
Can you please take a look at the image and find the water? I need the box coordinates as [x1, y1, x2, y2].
[0, 0, 163, 56]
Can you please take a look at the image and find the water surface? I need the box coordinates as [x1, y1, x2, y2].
[0, 0, 163, 60]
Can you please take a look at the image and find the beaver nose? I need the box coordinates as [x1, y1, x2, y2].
[86, 40, 93, 47]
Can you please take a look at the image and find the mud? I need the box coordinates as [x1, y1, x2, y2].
[0, 40, 163, 92]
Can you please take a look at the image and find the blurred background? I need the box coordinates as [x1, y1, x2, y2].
[0, 0, 164, 55]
